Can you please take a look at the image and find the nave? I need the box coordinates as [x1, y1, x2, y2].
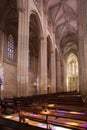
[0, 0, 87, 129]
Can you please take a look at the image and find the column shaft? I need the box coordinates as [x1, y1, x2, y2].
[0, 30, 4, 63]
[78, 0, 87, 95]
[50, 52, 56, 93]
[56, 58, 62, 92]
[17, 0, 29, 96]
[39, 36, 47, 94]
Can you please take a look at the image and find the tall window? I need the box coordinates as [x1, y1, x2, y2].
[66, 53, 79, 91]
[7, 34, 15, 61]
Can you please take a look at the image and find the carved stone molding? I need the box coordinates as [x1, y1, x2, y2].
[17, 0, 26, 12]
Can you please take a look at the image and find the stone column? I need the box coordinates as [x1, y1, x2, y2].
[0, 30, 4, 63]
[50, 50, 56, 93]
[0, 30, 4, 98]
[63, 60, 67, 91]
[17, 0, 29, 96]
[78, 0, 87, 96]
[56, 57, 62, 92]
[39, 36, 47, 94]
[0, 31, 2, 62]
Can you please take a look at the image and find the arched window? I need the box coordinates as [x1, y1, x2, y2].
[66, 53, 79, 91]
[7, 34, 15, 61]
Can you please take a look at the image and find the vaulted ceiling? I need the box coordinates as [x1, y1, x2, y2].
[0, 0, 18, 35]
[44, 0, 78, 56]
[0, 0, 78, 57]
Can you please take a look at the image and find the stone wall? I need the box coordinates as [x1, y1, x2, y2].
[28, 56, 38, 95]
[2, 63, 17, 97]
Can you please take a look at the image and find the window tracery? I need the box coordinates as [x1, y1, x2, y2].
[7, 34, 15, 61]
[67, 53, 79, 91]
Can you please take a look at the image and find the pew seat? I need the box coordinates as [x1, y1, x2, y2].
[0, 117, 48, 130]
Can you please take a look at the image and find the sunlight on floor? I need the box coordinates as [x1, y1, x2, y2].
[3, 113, 72, 130]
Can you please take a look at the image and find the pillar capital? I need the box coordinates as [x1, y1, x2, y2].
[39, 36, 46, 41]
[17, 0, 28, 12]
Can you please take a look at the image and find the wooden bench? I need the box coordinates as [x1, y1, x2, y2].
[2, 93, 84, 114]
[12, 92, 82, 109]
[19, 107, 87, 130]
[0, 117, 48, 130]
[14, 96, 32, 112]
[2, 98, 15, 114]
[48, 95, 84, 106]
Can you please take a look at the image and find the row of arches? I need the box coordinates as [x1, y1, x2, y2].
[0, 0, 80, 97]
[0, 0, 56, 97]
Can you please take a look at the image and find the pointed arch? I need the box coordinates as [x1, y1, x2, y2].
[29, 10, 43, 37]
[66, 53, 79, 91]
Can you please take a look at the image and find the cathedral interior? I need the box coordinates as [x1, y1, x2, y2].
[0, 0, 87, 130]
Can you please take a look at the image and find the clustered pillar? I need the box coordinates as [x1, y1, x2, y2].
[78, 0, 87, 96]
[17, 0, 29, 96]
[39, 36, 47, 94]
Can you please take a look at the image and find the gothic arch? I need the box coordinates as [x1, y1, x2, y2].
[59, 33, 79, 92]
[66, 53, 79, 92]
[29, 10, 43, 37]
[29, 11, 43, 95]
[29, 12, 43, 58]
[60, 33, 78, 55]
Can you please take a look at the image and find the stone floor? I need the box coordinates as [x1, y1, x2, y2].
[3, 113, 72, 130]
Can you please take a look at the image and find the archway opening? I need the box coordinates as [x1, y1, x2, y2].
[66, 53, 79, 92]
[29, 13, 41, 95]
[59, 33, 79, 92]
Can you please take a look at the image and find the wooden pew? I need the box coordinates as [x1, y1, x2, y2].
[48, 95, 84, 106]
[13, 92, 82, 110]
[31, 92, 83, 105]
[2, 93, 84, 115]
[19, 106, 87, 121]
[14, 96, 32, 112]
[54, 104, 87, 113]
[2, 98, 15, 114]
[19, 107, 87, 130]
[0, 117, 48, 130]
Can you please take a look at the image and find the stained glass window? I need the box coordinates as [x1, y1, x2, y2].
[7, 34, 15, 61]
